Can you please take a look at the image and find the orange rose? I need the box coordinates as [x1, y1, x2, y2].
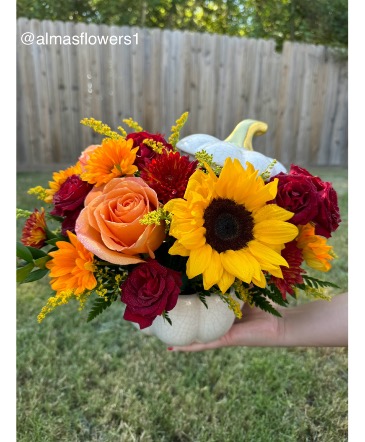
[75, 177, 165, 265]
[78, 144, 100, 171]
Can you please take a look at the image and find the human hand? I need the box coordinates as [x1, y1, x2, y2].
[168, 292, 348, 351]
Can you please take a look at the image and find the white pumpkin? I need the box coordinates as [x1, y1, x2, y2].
[136, 291, 243, 346]
[177, 119, 286, 177]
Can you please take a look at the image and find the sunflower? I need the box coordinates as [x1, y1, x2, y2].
[81, 138, 138, 187]
[296, 223, 334, 272]
[164, 158, 298, 293]
[46, 231, 97, 295]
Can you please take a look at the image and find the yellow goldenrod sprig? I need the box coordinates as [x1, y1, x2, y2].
[117, 125, 128, 137]
[16, 208, 33, 219]
[195, 150, 213, 167]
[233, 280, 254, 306]
[300, 286, 332, 301]
[218, 291, 243, 319]
[94, 267, 128, 302]
[27, 186, 48, 202]
[195, 150, 223, 176]
[80, 117, 122, 140]
[261, 159, 278, 181]
[140, 208, 172, 231]
[122, 117, 143, 132]
[143, 139, 165, 154]
[168, 112, 189, 149]
[37, 289, 73, 322]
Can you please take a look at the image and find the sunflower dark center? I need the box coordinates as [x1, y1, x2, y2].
[203, 198, 254, 253]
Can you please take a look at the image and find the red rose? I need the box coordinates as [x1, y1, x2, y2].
[313, 181, 341, 238]
[272, 165, 341, 237]
[51, 174, 92, 235]
[121, 260, 182, 329]
[271, 167, 319, 226]
[126, 131, 173, 169]
[59, 208, 83, 236]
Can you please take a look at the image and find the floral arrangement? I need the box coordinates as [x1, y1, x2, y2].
[17, 113, 341, 332]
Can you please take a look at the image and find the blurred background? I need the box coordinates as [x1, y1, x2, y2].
[16, 2, 348, 441]
[16, 0, 347, 171]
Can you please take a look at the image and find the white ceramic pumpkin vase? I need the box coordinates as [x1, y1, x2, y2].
[134, 119, 283, 346]
[137, 290, 243, 346]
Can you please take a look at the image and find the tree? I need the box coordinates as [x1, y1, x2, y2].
[16, 0, 348, 50]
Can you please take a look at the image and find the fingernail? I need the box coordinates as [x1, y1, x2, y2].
[167, 346, 174, 351]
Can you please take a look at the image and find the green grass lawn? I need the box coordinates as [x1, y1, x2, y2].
[17, 168, 348, 442]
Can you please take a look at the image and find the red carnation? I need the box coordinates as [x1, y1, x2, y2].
[269, 240, 306, 299]
[121, 260, 182, 329]
[126, 131, 173, 169]
[51, 174, 92, 235]
[141, 150, 198, 204]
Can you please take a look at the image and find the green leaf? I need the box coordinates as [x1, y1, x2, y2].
[198, 292, 208, 309]
[27, 246, 48, 259]
[21, 268, 49, 284]
[301, 276, 339, 289]
[265, 284, 289, 307]
[45, 237, 66, 246]
[16, 242, 34, 262]
[46, 214, 64, 223]
[162, 310, 172, 326]
[87, 297, 112, 322]
[253, 295, 282, 317]
[34, 256, 51, 269]
[17, 262, 35, 283]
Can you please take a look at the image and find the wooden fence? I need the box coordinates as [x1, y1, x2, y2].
[17, 18, 348, 171]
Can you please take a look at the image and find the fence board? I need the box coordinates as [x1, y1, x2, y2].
[16, 19, 348, 170]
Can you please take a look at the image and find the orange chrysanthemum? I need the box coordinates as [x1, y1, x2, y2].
[296, 223, 334, 272]
[21, 208, 47, 249]
[45, 162, 82, 203]
[81, 138, 138, 187]
[46, 231, 97, 295]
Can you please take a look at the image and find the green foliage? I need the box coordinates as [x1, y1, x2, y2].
[162, 310, 172, 325]
[249, 285, 283, 317]
[87, 296, 112, 322]
[16, 242, 51, 283]
[16, 0, 348, 49]
[17, 241, 34, 262]
[300, 275, 339, 289]
[17, 262, 35, 283]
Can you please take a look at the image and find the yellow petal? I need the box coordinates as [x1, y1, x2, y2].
[169, 241, 190, 256]
[254, 220, 299, 244]
[252, 270, 266, 288]
[164, 198, 188, 217]
[253, 204, 294, 223]
[217, 269, 235, 294]
[220, 249, 258, 284]
[202, 249, 223, 290]
[186, 244, 212, 279]
[179, 227, 206, 250]
[248, 241, 289, 267]
[242, 180, 278, 211]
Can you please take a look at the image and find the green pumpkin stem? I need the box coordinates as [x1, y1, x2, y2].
[224, 119, 268, 151]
